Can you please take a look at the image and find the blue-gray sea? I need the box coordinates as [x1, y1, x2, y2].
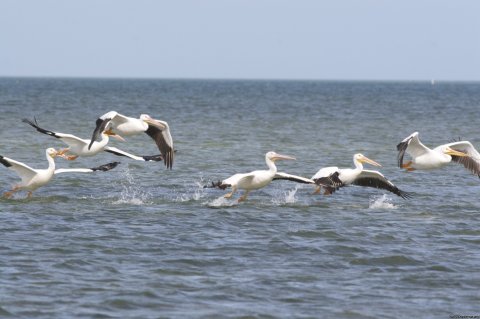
[0, 78, 479, 318]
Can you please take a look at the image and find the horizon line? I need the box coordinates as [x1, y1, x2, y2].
[1, 75, 479, 83]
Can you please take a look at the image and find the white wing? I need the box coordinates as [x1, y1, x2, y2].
[442, 141, 480, 176]
[273, 172, 315, 184]
[55, 161, 120, 174]
[222, 173, 251, 187]
[397, 132, 430, 167]
[55, 133, 89, 148]
[0, 156, 38, 184]
[23, 118, 88, 148]
[105, 111, 131, 127]
[311, 166, 339, 180]
[103, 146, 162, 162]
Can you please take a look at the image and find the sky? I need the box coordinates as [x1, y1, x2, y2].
[1, 0, 479, 81]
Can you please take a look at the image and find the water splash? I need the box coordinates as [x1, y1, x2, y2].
[207, 196, 238, 207]
[173, 179, 207, 202]
[271, 186, 299, 205]
[369, 194, 397, 209]
[112, 168, 151, 205]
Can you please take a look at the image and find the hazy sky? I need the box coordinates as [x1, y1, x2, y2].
[1, 0, 479, 80]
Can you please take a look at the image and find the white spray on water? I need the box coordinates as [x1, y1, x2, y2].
[112, 168, 151, 205]
[369, 194, 397, 209]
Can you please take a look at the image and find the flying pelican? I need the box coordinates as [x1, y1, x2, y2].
[23, 118, 163, 162]
[312, 153, 412, 199]
[0, 148, 119, 198]
[208, 151, 330, 202]
[88, 111, 174, 169]
[397, 132, 479, 176]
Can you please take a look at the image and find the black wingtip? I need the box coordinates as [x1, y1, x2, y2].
[142, 154, 164, 162]
[91, 161, 120, 172]
[0, 155, 12, 168]
[22, 117, 59, 138]
[399, 191, 414, 200]
[22, 117, 36, 127]
[204, 180, 229, 190]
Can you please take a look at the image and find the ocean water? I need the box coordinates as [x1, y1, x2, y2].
[0, 78, 479, 318]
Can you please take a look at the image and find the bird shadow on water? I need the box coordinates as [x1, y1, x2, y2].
[0, 193, 71, 204]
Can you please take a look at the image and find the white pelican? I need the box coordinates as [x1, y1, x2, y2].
[23, 118, 162, 162]
[397, 132, 479, 176]
[208, 151, 319, 202]
[312, 153, 412, 199]
[88, 111, 174, 169]
[0, 148, 119, 198]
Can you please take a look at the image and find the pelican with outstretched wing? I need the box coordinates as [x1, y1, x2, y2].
[208, 151, 327, 202]
[88, 111, 174, 168]
[0, 148, 119, 198]
[397, 132, 479, 176]
[312, 153, 412, 199]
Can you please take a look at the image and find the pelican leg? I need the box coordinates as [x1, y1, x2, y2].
[27, 191, 33, 198]
[3, 186, 20, 199]
[402, 161, 416, 171]
[313, 186, 321, 194]
[57, 148, 70, 156]
[323, 188, 332, 196]
[237, 190, 250, 203]
[56, 148, 75, 160]
[224, 186, 236, 199]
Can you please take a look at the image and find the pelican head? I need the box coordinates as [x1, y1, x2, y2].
[140, 114, 167, 130]
[354, 153, 381, 167]
[443, 147, 468, 157]
[103, 128, 125, 141]
[140, 114, 152, 122]
[46, 148, 58, 158]
[266, 151, 296, 162]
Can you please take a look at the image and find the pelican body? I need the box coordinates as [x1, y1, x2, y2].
[88, 111, 174, 168]
[397, 132, 479, 176]
[312, 153, 411, 199]
[0, 148, 119, 198]
[211, 151, 315, 202]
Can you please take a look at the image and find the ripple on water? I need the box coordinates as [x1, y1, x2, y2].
[0, 306, 14, 317]
[350, 255, 423, 267]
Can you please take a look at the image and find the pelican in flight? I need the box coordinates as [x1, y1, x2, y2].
[312, 153, 412, 199]
[208, 151, 322, 202]
[397, 132, 480, 176]
[0, 148, 119, 198]
[88, 111, 174, 169]
[23, 118, 162, 162]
